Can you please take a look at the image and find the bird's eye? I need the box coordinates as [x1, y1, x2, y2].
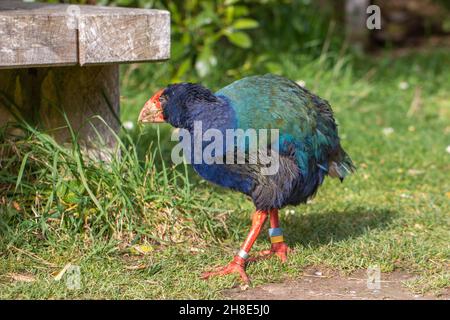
[159, 95, 167, 104]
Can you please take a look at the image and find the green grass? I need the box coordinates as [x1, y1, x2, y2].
[0, 49, 449, 299]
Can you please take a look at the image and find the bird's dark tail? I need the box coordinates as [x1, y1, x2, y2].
[328, 146, 355, 181]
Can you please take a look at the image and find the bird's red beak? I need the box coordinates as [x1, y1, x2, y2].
[138, 89, 165, 123]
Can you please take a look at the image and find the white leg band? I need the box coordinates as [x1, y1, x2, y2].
[237, 249, 249, 260]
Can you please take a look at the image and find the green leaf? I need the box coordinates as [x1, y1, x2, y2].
[64, 192, 80, 204]
[233, 6, 250, 18]
[191, 10, 217, 28]
[232, 18, 259, 30]
[226, 31, 252, 48]
[15, 152, 30, 192]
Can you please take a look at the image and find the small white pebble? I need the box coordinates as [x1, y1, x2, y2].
[314, 271, 322, 276]
[446, 145, 450, 154]
[398, 81, 409, 90]
[123, 121, 134, 130]
[296, 80, 306, 87]
[240, 284, 249, 291]
[382, 127, 394, 136]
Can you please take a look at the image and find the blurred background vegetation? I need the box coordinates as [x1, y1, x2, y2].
[35, 1, 448, 132]
[41, 0, 450, 87]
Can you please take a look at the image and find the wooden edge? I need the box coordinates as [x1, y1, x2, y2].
[0, 2, 170, 68]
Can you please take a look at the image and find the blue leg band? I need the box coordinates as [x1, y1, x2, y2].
[268, 227, 283, 237]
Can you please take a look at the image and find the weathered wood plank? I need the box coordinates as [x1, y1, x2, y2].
[0, 10, 78, 68]
[78, 11, 170, 65]
[0, 0, 170, 68]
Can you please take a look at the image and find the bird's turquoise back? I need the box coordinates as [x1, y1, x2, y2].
[216, 74, 350, 178]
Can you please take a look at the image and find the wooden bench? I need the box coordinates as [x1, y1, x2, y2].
[0, 0, 170, 157]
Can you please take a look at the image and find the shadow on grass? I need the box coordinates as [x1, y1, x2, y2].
[282, 207, 396, 248]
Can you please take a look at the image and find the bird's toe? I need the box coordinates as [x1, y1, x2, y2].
[201, 259, 250, 284]
[272, 242, 290, 263]
[248, 243, 290, 263]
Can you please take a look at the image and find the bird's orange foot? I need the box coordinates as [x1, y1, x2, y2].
[201, 256, 250, 284]
[249, 242, 290, 263]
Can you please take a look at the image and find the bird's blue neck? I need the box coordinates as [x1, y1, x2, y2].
[184, 96, 236, 134]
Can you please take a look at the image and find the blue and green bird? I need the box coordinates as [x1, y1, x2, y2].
[138, 74, 355, 283]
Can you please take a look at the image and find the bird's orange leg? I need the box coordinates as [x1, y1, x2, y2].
[201, 210, 268, 284]
[249, 209, 290, 262]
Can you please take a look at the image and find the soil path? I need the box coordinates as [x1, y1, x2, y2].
[225, 267, 448, 300]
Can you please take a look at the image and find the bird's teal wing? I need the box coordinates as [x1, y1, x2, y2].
[216, 74, 352, 177]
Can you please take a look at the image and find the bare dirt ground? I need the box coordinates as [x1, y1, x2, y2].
[225, 267, 449, 300]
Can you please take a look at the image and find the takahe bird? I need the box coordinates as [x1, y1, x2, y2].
[138, 74, 355, 283]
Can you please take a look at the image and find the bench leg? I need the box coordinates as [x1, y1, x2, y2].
[0, 65, 120, 160]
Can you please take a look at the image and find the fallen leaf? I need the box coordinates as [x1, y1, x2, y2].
[129, 245, 154, 255]
[8, 273, 35, 283]
[12, 201, 21, 211]
[53, 263, 72, 281]
[125, 264, 147, 271]
[190, 247, 204, 254]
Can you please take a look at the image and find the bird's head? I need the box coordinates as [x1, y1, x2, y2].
[138, 83, 219, 129]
